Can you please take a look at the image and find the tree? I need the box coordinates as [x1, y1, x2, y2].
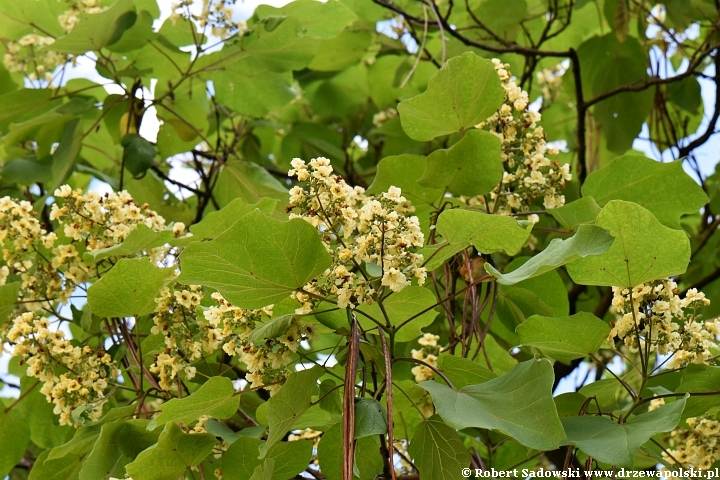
[0, 0, 719, 478]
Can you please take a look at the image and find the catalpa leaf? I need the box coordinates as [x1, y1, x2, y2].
[419, 129, 503, 197]
[149, 377, 240, 430]
[398, 52, 504, 141]
[566, 200, 690, 288]
[177, 210, 331, 309]
[420, 359, 564, 450]
[408, 416, 470, 480]
[87, 258, 174, 317]
[516, 312, 611, 362]
[125, 423, 216, 480]
[487, 224, 614, 285]
[424, 209, 531, 270]
[561, 395, 688, 468]
[582, 154, 708, 229]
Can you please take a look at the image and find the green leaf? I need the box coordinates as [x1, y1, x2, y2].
[425, 209, 532, 270]
[0, 406, 31, 477]
[0, 282, 19, 325]
[255, 0, 358, 39]
[357, 286, 437, 342]
[188, 198, 278, 242]
[398, 52, 504, 141]
[28, 449, 83, 480]
[582, 154, 708, 229]
[419, 129, 503, 197]
[178, 210, 331, 309]
[149, 377, 241, 430]
[676, 364, 720, 418]
[50, 0, 137, 54]
[87, 258, 174, 317]
[319, 379, 343, 415]
[354, 398, 387, 438]
[516, 312, 610, 362]
[437, 355, 496, 389]
[561, 395, 688, 468]
[0, 89, 61, 132]
[307, 30, 373, 72]
[261, 366, 323, 457]
[355, 436, 384, 480]
[47, 425, 101, 461]
[578, 35, 653, 153]
[222, 437, 313, 480]
[420, 359, 565, 450]
[473, 0, 527, 40]
[125, 422, 216, 480]
[566, 200, 691, 287]
[317, 424, 342, 480]
[213, 67, 295, 118]
[242, 17, 320, 72]
[84, 225, 173, 263]
[248, 314, 295, 343]
[214, 160, 288, 206]
[121, 134, 156, 177]
[408, 416, 470, 480]
[549, 197, 603, 231]
[487, 225, 614, 285]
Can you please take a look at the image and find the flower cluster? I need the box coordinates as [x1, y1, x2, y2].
[8, 312, 118, 425]
[203, 292, 315, 395]
[150, 285, 205, 391]
[470, 59, 572, 215]
[609, 279, 720, 368]
[2, 34, 65, 83]
[287, 157, 426, 311]
[535, 63, 566, 106]
[58, 0, 108, 33]
[170, 0, 244, 39]
[51, 186, 171, 257]
[410, 333, 440, 383]
[663, 415, 720, 470]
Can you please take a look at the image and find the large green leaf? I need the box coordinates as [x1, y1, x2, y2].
[397, 52, 504, 141]
[424, 209, 532, 270]
[260, 366, 323, 457]
[50, 0, 137, 54]
[487, 224, 614, 285]
[178, 210, 331, 308]
[188, 198, 278, 242]
[549, 197, 602, 231]
[357, 286, 437, 342]
[408, 416, 470, 480]
[51, 118, 83, 190]
[582, 154, 708, 229]
[125, 422, 216, 480]
[437, 355, 496, 389]
[676, 364, 720, 418]
[561, 395, 688, 467]
[0, 282, 19, 325]
[79, 419, 159, 480]
[149, 377, 240, 430]
[213, 68, 296, 117]
[566, 200, 690, 287]
[213, 160, 288, 206]
[121, 133, 156, 177]
[354, 398, 387, 438]
[516, 312, 610, 362]
[83, 225, 173, 263]
[255, 0, 358, 39]
[578, 34, 653, 153]
[87, 258, 174, 317]
[223, 437, 313, 480]
[241, 17, 320, 72]
[420, 359, 564, 450]
[419, 129, 503, 197]
[0, 406, 31, 477]
[28, 449, 83, 480]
